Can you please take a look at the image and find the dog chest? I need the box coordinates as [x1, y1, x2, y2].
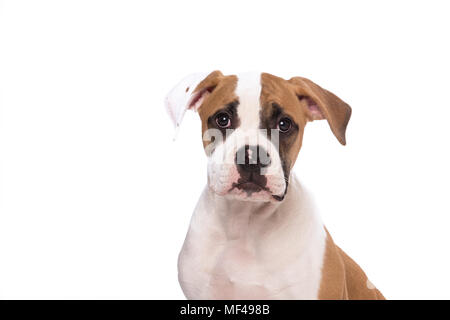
[178, 238, 323, 299]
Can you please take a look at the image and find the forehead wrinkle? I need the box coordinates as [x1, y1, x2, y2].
[235, 72, 262, 131]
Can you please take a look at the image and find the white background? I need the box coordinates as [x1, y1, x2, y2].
[1, 0, 449, 299]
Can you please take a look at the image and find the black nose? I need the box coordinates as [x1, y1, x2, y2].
[235, 145, 271, 173]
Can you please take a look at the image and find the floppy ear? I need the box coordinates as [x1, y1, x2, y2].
[165, 71, 223, 132]
[288, 77, 352, 145]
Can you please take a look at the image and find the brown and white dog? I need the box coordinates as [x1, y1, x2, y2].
[165, 71, 384, 300]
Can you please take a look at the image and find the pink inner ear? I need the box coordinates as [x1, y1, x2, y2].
[308, 104, 324, 120]
[298, 95, 324, 120]
[188, 88, 213, 111]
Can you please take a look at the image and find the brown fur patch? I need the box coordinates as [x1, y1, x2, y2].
[260, 72, 352, 175]
[319, 229, 385, 300]
[193, 71, 239, 148]
[260, 73, 308, 173]
[288, 77, 352, 145]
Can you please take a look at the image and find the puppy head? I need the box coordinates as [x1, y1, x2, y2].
[165, 71, 351, 202]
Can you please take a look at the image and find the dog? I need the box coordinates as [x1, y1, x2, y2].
[165, 71, 384, 299]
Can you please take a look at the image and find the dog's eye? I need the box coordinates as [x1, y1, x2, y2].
[215, 112, 231, 128]
[277, 117, 292, 133]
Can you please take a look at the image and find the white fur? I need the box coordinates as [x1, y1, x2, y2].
[235, 72, 262, 130]
[164, 72, 208, 137]
[178, 175, 327, 299]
